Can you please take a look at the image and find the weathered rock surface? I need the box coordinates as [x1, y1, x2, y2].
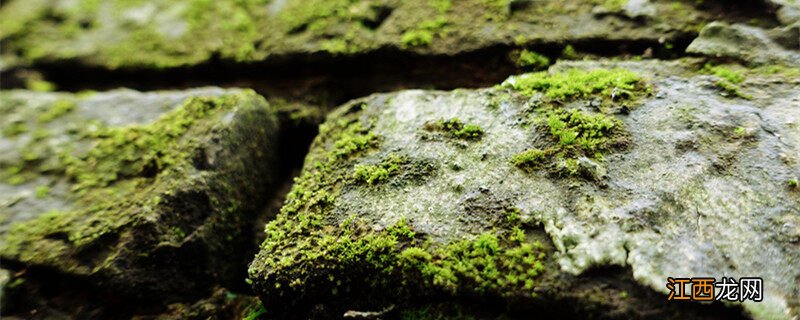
[764, 0, 800, 25]
[687, 21, 800, 67]
[0, 0, 770, 70]
[0, 88, 279, 304]
[248, 59, 799, 319]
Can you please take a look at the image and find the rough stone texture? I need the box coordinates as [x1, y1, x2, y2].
[0, 0, 767, 70]
[764, 0, 800, 24]
[0, 88, 279, 303]
[248, 59, 799, 319]
[687, 21, 800, 67]
[2, 1, 800, 319]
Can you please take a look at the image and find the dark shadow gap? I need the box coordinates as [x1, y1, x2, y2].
[3, 37, 697, 108]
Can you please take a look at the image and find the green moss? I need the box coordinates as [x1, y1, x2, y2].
[249, 105, 546, 312]
[729, 126, 757, 140]
[1, 91, 262, 262]
[401, 17, 448, 47]
[62, 95, 240, 193]
[480, 0, 511, 21]
[272, 108, 381, 219]
[515, 49, 550, 69]
[503, 68, 641, 177]
[555, 157, 580, 176]
[704, 64, 745, 84]
[353, 153, 405, 185]
[513, 109, 626, 176]
[328, 124, 378, 161]
[37, 99, 76, 123]
[400, 0, 451, 47]
[561, 45, 578, 59]
[2, 121, 28, 137]
[0, 0, 721, 70]
[789, 178, 799, 190]
[272, 0, 384, 55]
[26, 79, 56, 92]
[503, 68, 645, 102]
[701, 63, 752, 100]
[275, 0, 360, 34]
[594, 0, 627, 11]
[172, 227, 187, 239]
[1, 0, 270, 68]
[546, 109, 619, 150]
[253, 214, 546, 307]
[2, 166, 24, 185]
[243, 302, 267, 320]
[424, 118, 485, 140]
[401, 29, 434, 47]
[714, 79, 752, 100]
[511, 148, 551, 168]
[405, 232, 546, 294]
[34, 185, 50, 199]
[320, 23, 370, 55]
[504, 208, 521, 224]
[752, 65, 800, 78]
[456, 124, 484, 139]
[700, 63, 800, 99]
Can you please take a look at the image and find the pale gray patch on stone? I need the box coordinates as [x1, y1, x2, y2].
[623, 0, 656, 19]
[267, 0, 289, 16]
[765, 0, 800, 25]
[154, 2, 190, 39]
[122, 3, 159, 26]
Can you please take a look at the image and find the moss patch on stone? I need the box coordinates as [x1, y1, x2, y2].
[1, 90, 277, 301]
[701, 63, 752, 100]
[0, 0, 271, 68]
[503, 68, 645, 102]
[752, 64, 800, 78]
[504, 68, 639, 178]
[353, 153, 405, 185]
[1, 0, 724, 69]
[63, 95, 241, 193]
[514, 109, 627, 177]
[593, 0, 627, 11]
[422, 118, 485, 141]
[34, 185, 50, 199]
[400, 0, 451, 47]
[3, 93, 244, 251]
[26, 79, 56, 92]
[515, 49, 550, 69]
[37, 99, 76, 123]
[546, 109, 621, 151]
[248, 103, 547, 315]
[400, 231, 546, 295]
[1, 121, 28, 137]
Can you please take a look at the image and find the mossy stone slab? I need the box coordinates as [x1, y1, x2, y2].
[0, 88, 279, 302]
[248, 60, 799, 319]
[0, 0, 737, 69]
